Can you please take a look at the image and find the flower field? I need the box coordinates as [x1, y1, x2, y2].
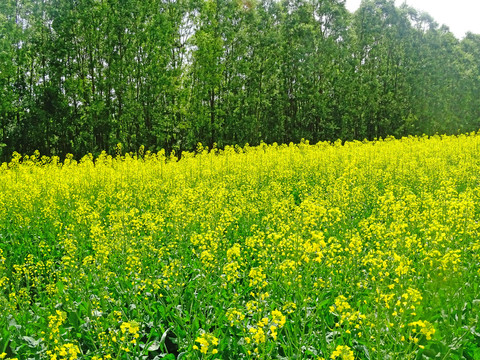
[1, 135, 480, 359]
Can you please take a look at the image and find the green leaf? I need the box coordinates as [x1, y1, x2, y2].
[21, 336, 42, 348]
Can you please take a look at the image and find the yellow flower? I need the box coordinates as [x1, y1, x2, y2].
[194, 332, 219, 355]
[331, 345, 355, 360]
[120, 321, 140, 335]
[409, 320, 435, 340]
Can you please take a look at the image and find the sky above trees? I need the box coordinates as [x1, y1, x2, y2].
[345, 0, 480, 39]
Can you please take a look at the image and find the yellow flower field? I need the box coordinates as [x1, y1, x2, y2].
[1, 135, 480, 359]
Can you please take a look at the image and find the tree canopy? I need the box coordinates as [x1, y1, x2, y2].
[0, 0, 479, 159]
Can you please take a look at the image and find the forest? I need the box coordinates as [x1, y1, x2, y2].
[0, 0, 479, 159]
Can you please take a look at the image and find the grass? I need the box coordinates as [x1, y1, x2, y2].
[0, 135, 480, 359]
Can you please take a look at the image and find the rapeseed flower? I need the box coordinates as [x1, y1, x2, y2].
[330, 345, 354, 360]
[2, 134, 480, 358]
[193, 332, 219, 355]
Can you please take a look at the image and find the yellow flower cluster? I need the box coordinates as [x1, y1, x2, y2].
[0, 248, 8, 289]
[409, 320, 436, 340]
[1, 134, 480, 358]
[330, 295, 365, 330]
[51, 343, 81, 360]
[226, 308, 246, 326]
[248, 267, 267, 288]
[120, 321, 140, 338]
[48, 310, 67, 343]
[245, 309, 287, 345]
[193, 332, 219, 355]
[330, 345, 354, 360]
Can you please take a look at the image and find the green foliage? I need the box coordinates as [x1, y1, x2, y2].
[0, 0, 479, 159]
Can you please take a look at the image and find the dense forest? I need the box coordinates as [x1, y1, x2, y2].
[0, 0, 479, 159]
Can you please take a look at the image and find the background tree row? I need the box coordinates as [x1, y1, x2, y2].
[0, 0, 479, 160]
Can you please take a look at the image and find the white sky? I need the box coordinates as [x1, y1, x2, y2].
[344, 0, 480, 39]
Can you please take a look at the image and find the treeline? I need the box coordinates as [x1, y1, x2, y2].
[0, 0, 479, 159]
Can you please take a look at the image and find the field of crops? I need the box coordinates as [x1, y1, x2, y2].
[1, 135, 480, 360]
